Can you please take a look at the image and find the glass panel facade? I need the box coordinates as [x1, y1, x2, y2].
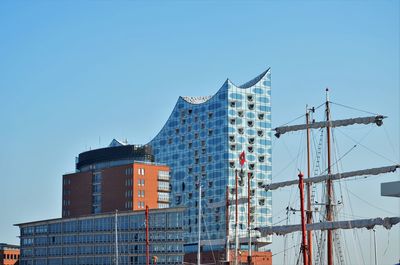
[18, 208, 184, 265]
[149, 69, 272, 251]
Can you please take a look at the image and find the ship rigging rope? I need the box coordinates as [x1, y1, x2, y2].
[336, 128, 398, 164]
[330, 101, 380, 116]
[277, 102, 325, 127]
[202, 202, 217, 264]
[345, 188, 397, 215]
[332, 127, 367, 265]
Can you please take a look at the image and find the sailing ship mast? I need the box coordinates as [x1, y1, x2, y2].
[257, 91, 399, 264]
[305, 107, 313, 265]
[325, 89, 334, 265]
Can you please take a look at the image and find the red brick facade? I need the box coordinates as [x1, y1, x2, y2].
[62, 162, 169, 218]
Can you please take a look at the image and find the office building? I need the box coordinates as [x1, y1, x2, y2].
[0, 243, 20, 265]
[62, 140, 170, 218]
[16, 207, 185, 265]
[149, 69, 272, 253]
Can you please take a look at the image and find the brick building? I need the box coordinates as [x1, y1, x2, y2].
[62, 140, 170, 217]
[0, 243, 19, 265]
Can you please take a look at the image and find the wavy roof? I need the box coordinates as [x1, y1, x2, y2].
[180, 68, 270, 105]
[181, 96, 213, 104]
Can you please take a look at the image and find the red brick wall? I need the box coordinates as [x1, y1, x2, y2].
[0, 249, 20, 265]
[62, 171, 92, 217]
[102, 165, 131, 213]
[133, 163, 162, 210]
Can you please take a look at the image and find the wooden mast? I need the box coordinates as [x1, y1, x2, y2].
[325, 89, 333, 265]
[298, 172, 308, 265]
[306, 108, 313, 265]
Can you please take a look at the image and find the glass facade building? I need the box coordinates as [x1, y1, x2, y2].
[149, 69, 272, 252]
[17, 208, 184, 265]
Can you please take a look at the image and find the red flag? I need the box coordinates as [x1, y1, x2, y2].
[239, 151, 246, 167]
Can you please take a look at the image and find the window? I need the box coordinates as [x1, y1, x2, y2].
[257, 130, 264, 137]
[208, 156, 212, 162]
[201, 140, 206, 147]
[238, 128, 244, 134]
[168, 138, 172, 144]
[194, 133, 199, 139]
[188, 126, 191, 132]
[229, 161, 235, 168]
[208, 129, 213, 136]
[208, 112, 213, 119]
[230, 101, 236, 107]
[248, 146, 254, 153]
[247, 95, 254, 102]
[249, 137, 255, 144]
[188, 142, 192, 148]
[188, 167, 193, 174]
[258, 156, 265, 162]
[229, 135, 235, 142]
[238, 111, 244, 117]
[137, 168, 145, 175]
[195, 158, 199, 164]
[188, 109, 192, 114]
[201, 123, 205, 129]
[230, 145, 235, 151]
[247, 121, 254, 127]
[258, 113, 264, 120]
[230, 118, 235, 125]
[248, 103, 254, 110]
[175, 128, 180, 134]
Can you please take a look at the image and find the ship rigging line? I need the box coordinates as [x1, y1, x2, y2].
[330, 101, 380, 116]
[345, 188, 397, 215]
[336, 128, 398, 164]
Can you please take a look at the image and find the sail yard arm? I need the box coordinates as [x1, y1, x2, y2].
[258, 165, 400, 191]
[256, 217, 400, 236]
[274, 115, 386, 138]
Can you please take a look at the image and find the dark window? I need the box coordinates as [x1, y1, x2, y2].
[258, 113, 264, 120]
[248, 103, 254, 110]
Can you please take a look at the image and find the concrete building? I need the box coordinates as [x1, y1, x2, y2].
[148, 69, 272, 254]
[62, 140, 170, 218]
[0, 243, 20, 265]
[16, 208, 185, 265]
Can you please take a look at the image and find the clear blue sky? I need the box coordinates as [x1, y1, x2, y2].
[0, 1, 398, 264]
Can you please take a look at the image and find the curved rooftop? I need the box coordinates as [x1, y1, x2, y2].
[181, 95, 213, 104]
